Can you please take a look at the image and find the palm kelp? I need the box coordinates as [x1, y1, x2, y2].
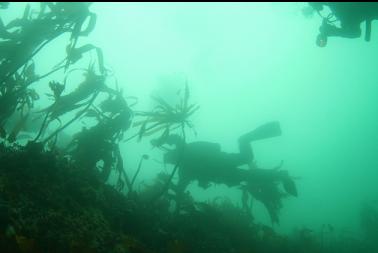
[130, 82, 199, 144]
[66, 91, 133, 187]
[0, 3, 99, 135]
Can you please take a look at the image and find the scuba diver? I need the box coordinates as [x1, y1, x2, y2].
[154, 121, 298, 224]
[309, 2, 378, 47]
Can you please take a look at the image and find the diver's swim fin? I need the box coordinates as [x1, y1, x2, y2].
[283, 177, 298, 197]
[241, 121, 282, 142]
[279, 170, 298, 197]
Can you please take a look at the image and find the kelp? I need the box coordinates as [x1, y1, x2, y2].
[129, 82, 199, 143]
[64, 90, 133, 185]
[0, 3, 100, 141]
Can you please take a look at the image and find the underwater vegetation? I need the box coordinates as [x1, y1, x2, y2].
[0, 2, 377, 253]
[132, 82, 200, 143]
[0, 145, 372, 253]
[360, 201, 378, 251]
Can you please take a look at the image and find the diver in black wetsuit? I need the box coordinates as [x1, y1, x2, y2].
[156, 121, 297, 224]
[309, 2, 378, 47]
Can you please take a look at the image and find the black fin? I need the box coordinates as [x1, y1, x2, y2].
[283, 178, 298, 197]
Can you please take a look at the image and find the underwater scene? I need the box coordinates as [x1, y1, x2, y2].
[0, 2, 378, 253]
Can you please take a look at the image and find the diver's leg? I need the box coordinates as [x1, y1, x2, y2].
[238, 133, 254, 166]
[341, 22, 362, 38]
[237, 121, 282, 169]
[324, 22, 361, 38]
[365, 19, 371, 41]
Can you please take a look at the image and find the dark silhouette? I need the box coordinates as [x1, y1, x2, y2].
[158, 121, 298, 223]
[309, 2, 378, 47]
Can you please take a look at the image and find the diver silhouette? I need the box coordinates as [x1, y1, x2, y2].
[309, 2, 378, 47]
[155, 121, 297, 224]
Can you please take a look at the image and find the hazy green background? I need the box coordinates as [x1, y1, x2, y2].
[5, 2, 378, 237]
